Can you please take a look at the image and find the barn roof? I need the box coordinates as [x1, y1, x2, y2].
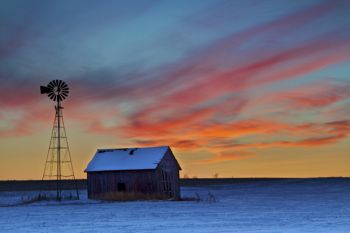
[84, 146, 177, 172]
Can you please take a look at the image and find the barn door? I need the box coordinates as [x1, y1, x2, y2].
[161, 168, 172, 197]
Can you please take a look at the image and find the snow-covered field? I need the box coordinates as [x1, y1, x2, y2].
[1, 179, 349, 233]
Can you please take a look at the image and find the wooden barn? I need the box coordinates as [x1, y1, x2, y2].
[84, 146, 181, 200]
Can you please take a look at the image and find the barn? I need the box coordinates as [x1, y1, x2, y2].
[84, 146, 181, 200]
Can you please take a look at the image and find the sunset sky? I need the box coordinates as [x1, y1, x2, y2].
[0, 0, 349, 180]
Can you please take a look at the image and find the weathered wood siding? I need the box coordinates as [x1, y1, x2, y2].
[87, 170, 160, 199]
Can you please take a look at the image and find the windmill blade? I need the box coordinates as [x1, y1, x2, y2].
[48, 92, 55, 100]
[58, 80, 64, 88]
[48, 80, 55, 89]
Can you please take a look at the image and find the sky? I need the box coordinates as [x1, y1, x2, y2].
[0, 0, 350, 180]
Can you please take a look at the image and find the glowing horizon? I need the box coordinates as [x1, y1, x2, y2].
[0, 0, 350, 180]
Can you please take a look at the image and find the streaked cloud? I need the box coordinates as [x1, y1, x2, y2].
[0, 0, 350, 178]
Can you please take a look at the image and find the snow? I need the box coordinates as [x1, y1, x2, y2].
[1, 179, 350, 232]
[85, 146, 169, 172]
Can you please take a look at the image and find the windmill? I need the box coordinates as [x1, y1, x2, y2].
[39, 80, 79, 200]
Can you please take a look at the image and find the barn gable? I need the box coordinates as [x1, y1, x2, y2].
[158, 147, 181, 171]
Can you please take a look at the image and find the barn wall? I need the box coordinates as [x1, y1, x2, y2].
[87, 170, 161, 199]
[156, 149, 181, 200]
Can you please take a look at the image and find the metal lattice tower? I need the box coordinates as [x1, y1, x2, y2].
[39, 80, 79, 200]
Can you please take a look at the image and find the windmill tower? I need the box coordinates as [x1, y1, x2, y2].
[39, 80, 79, 200]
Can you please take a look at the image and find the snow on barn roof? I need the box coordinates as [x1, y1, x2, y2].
[84, 146, 170, 172]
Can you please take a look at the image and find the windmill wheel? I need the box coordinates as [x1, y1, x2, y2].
[40, 79, 69, 102]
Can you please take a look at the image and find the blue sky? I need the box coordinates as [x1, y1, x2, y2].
[0, 0, 350, 179]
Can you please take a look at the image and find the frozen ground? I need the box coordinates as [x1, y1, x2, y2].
[0, 179, 349, 233]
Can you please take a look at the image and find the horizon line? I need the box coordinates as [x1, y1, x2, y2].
[1, 176, 349, 182]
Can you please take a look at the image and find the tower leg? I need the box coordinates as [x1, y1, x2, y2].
[56, 100, 61, 200]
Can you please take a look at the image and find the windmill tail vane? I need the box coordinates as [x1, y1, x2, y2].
[39, 79, 79, 201]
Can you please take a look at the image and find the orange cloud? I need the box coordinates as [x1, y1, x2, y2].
[198, 150, 255, 164]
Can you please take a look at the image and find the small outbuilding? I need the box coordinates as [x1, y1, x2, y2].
[84, 146, 181, 200]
